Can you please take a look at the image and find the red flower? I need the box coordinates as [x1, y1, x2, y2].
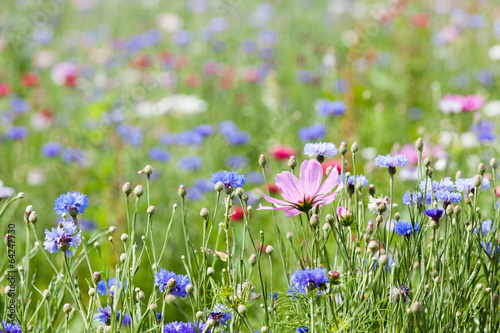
[0, 83, 12, 96]
[269, 145, 297, 160]
[64, 74, 78, 88]
[232, 206, 244, 221]
[21, 73, 40, 87]
[130, 55, 151, 69]
[412, 13, 429, 27]
[321, 160, 345, 174]
[185, 73, 202, 88]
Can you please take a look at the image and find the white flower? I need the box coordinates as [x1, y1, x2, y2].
[157, 13, 183, 33]
[0, 180, 14, 198]
[483, 101, 500, 117]
[439, 99, 462, 113]
[460, 132, 479, 148]
[488, 45, 500, 61]
[368, 195, 397, 216]
[136, 95, 208, 118]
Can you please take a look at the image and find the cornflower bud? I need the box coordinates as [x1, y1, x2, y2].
[259, 154, 267, 167]
[416, 138, 424, 152]
[134, 185, 144, 197]
[122, 182, 132, 195]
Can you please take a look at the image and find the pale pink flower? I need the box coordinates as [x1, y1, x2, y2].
[337, 206, 349, 219]
[257, 159, 343, 217]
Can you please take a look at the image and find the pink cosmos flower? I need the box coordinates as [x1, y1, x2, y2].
[257, 159, 343, 217]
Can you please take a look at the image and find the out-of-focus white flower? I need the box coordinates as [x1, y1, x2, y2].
[31, 112, 54, 131]
[483, 101, 500, 117]
[136, 94, 208, 118]
[157, 13, 183, 33]
[488, 45, 500, 61]
[439, 99, 462, 113]
[33, 50, 55, 68]
[361, 147, 377, 160]
[461, 132, 479, 148]
[438, 131, 459, 147]
[0, 180, 14, 197]
[368, 195, 397, 217]
[27, 169, 46, 186]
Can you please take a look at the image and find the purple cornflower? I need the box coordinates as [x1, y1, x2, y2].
[160, 133, 177, 146]
[193, 124, 214, 137]
[471, 120, 495, 143]
[394, 221, 419, 237]
[211, 171, 246, 190]
[455, 177, 490, 192]
[5, 126, 29, 140]
[154, 269, 191, 298]
[225, 155, 248, 169]
[297, 327, 309, 333]
[402, 191, 422, 206]
[176, 130, 204, 146]
[43, 220, 82, 256]
[207, 304, 232, 326]
[303, 142, 338, 158]
[0, 321, 22, 333]
[347, 174, 368, 187]
[424, 208, 445, 222]
[434, 190, 462, 204]
[225, 131, 250, 145]
[315, 100, 346, 116]
[474, 219, 493, 236]
[54, 192, 88, 215]
[420, 178, 455, 192]
[116, 124, 143, 146]
[374, 154, 409, 168]
[298, 124, 326, 142]
[94, 305, 112, 325]
[290, 267, 328, 294]
[149, 147, 171, 162]
[163, 321, 205, 333]
[178, 156, 203, 170]
[62, 148, 87, 165]
[97, 277, 125, 296]
[10, 97, 30, 114]
[218, 121, 239, 136]
[42, 142, 62, 158]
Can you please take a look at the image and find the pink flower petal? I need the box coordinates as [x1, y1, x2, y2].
[299, 159, 323, 197]
[274, 171, 303, 202]
[256, 189, 291, 208]
[315, 167, 340, 196]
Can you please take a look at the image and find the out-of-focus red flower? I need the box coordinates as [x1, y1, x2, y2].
[64, 74, 78, 88]
[185, 73, 202, 88]
[269, 145, 297, 160]
[130, 55, 151, 69]
[321, 160, 344, 174]
[21, 73, 40, 87]
[173, 55, 189, 69]
[219, 65, 236, 90]
[412, 13, 429, 27]
[243, 68, 260, 83]
[232, 206, 244, 220]
[0, 83, 11, 96]
[264, 183, 280, 194]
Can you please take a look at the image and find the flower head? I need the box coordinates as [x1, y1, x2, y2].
[434, 190, 462, 203]
[394, 221, 419, 237]
[455, 177, 490, 192]
[391, 283, 411, 305]
[298, 124, 326, 142]
[43, 220, 82, 256]
[347, 174, 368, 187]
[303, 142, 338, 159]
[154, 269, 191, 298]
[290, 267, 328, 294]
[315, 99, 346, 116]
[163, 321, 206, 333]
[424, 208, 444, 221]
[374, 154, 409, 168]
[257, 159, 343, 217]
[0, 321, 22, 333]
[211, 171, 246, 190]
[54, 192, 88, 215]
[97, 277, 126, 296]
[474, 219, 493, 236]
[207, 304, 232, 326]
[94, 306, 112, 325]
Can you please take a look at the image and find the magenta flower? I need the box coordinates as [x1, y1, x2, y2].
[257, 159, 343, 217]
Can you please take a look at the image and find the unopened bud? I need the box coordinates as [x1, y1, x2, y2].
[351, 142, 359, 153]
[339, 142, 348, 155]
[423, 157, 431, 167]
[147, 206, 156, 215]
[178, 185, 186, 197]
[368, 241, 378, 252]
[286, 231, 293, 239]
[166, 294, 176, 304]
[249, 254, 257, 266]
[167, 278, 177, 289]
[265, 245, 274, 255]
[259, 154, 267, 167]
[92, 271, 101, 283]
[490, 158, 498, 169]
[122, 182, 132, 195]
[325, 165, 333, 176]
[288, 156, 297, 169]
[134, 185, 144, 197]
[121, 233, 128, 242]
[473, 175, 482, 188]
[28, 211, 38, 224]
[235, 187, 244, 196]
[120, 253, 127, 263]
[368, 184, 376, 196]
[238, 304, 247, 315]
[63, 303, 72, 314]
[478, 163, 486, 175]
[207, 267, 214, 276]
[310, 214, 319, 228]
[142, 165, 153, 175]
[416, 138, 423, 152]
[88, 288, 96, 297]
[455, 171, 463, 180]
[196, 311, 204, 320]
[186, 284, 194, 294]
[411, 302, 422, 314]
[200, 208, 209, 218]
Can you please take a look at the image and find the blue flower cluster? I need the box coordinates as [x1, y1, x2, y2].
[211, 171, 246, 189]
[154, 269, 191, 298]
[394, 221, 420, 237]
[149, 147, 171, 162]
[207, 304, 232, 326]
[187, 179, 214, 200]
[97, 277, 126, 296]
[54, 191, 89, 215]
[43, 220, 82, 256]
[298, 124, 326, 142]
[424, 208, 444, 221]
[218, 121, 251, 145]
[163, 321, 207, 333]
[303, 142, 338, 158]
[374, 154, 409, 168]
[315, 99, 346, 116]
[289, 267, 328, 294]
[455, 177, 490, 192]
[93, 306, 131, 326]
[347, 174, 369, 187]
[0, 321, 22, 333]
[474, 219, 493, 236]
[402, 191, 432, 206]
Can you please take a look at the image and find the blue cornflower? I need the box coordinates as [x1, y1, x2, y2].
[315, 99, 346, 116]
[225, 131, 250, 145]
[394, 221, 419, 237]
[245, 171, 264, 184]
[434, 190, 462, 203]
[172, 30, 192, 47]
[207, 304, 232, 326]
[374, 154, 409, 168]
[163, 321, 205, 333]
[116, 124, 143, 146]
[154, 269, 191, 298]
[192, 179, 214, 192]
[347, 174, 369, 187]
[149, 147, 171, 162]
[97, 277, 126, 296]
[424, 208, 445, 222]
[420, 177, 455, 192]
[297, 327, 309, 333]
[303, 142, 338, 158]
[471, 120, 495, 143]
[160, 133, 177, 146]
[10, 97, 30, 113]
[455, 177, 490, 192]
[218, 121, 239, 136]
[226, 155, 249, 169]
[42, 142, 62, 158]
[481, 242, 500, 261]
[193, 124, 214, 137]
[474, 219, 493, 236]
[373, 254, 394, 272]
[94, 306, 111, 324]
[176, 130, 204, 146]
[298, 124, 326, 142]
[54, 192, 88, 215]
[43, 220, 82, 256]
[290, 267, 328, 294]
[211, 171, 246, 190]
[62, 148, 87, 166]
[178, 156, 203, 170]
[402, 191, 431, 206]
[0, 321, 22, 333]
[5, 126, 29, 140]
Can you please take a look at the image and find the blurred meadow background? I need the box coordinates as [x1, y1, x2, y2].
[1, 0, 500, 331]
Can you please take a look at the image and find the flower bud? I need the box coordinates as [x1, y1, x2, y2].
[394, 212, 400, 221]
[196, 311, 204, 320]
[92, 271, 101, 283]
[28, 211, 38, 224]
[368, 184, 376, 196]
[493, 294, 499, 305]
[235, 187, 244, 196]
[366, 220, 374, 234]
[446, 205, 454, 217]
[490, 158, 498, 169]
[368, 240, 378, 253]
[166, 294, 176, 304]
[476, 283, 484, 291]
[150, 303, 157, 311]
[88, 288, 96, 297]
[413, 261, 420, 270]
[215, 181, 224, 192]
[147, 206, 156, 215]
[134, 185, 144, 197]
[411, 302, 422, 314]
[426, 167, 433, 178]
[167, 278, 177, 289]
[109, 226, 116, 233]
[120, 253, 127, 263]
[423, 157, 431, 167]
[94, 241, 100, 248]
[430, 220, 440, 230]
[478, 163, 486, 175]
[376, 215, 383, 225]
[63, 303, 72, 314]
[473, 175, 482, 188]
[200, 208, 209, 219]
[455, 170, 463, 180]
[378, 254, 389, 267]
[286, 231, 293, 240]
[186, 284, 194, 294]
[322, 223, 330, 233]
[486, 287, 492, 294]
[17, 192, 25, 199]
[265, 245, 274, 255]
[178, 185, 186, 197]
[121, 233, 129, 243]
[142, 165, 153, 175]
[122, 182, 132, 195]
[351, 142, 359, 153]
[415, 138, 423, 152]
[325, 166, 333, 176]
[207, 267, 214, 276]
[24, 205, 33, 223]
[238, 304, 247, 315]
[249, 254, 257, 266]
[259, 154, 267, 167]
[309, 214, 319, 228]
[339, 141, 348, 155]
[137, 290, 146, 300]
[288, 156, 297, 169]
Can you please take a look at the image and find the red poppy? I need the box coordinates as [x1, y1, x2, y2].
[269, 145, 297, 160]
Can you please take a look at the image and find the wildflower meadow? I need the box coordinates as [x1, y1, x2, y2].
[2, 0, 500, 332]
